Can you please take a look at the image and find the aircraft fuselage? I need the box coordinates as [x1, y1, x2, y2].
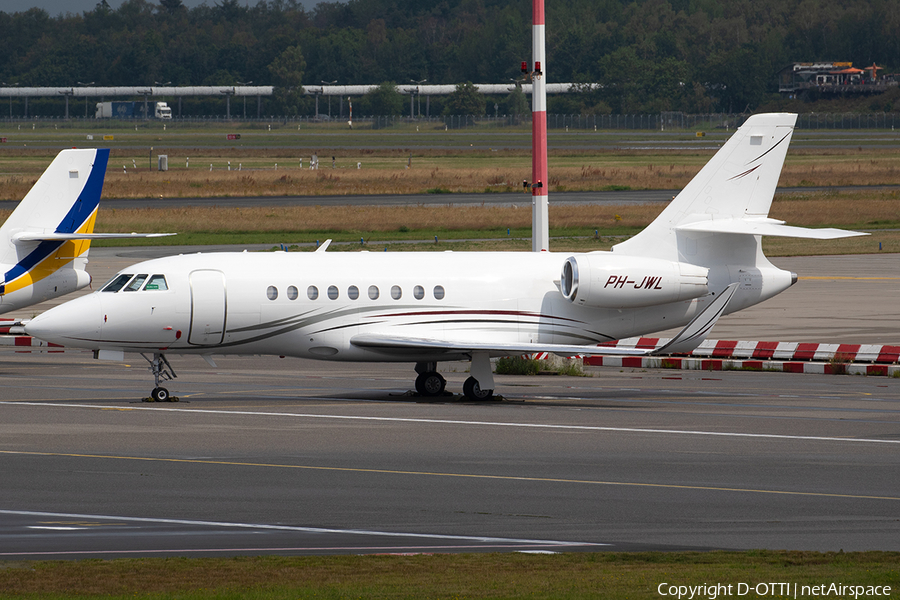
[26, 250, 793, 362]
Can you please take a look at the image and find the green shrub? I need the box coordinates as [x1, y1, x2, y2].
[495, 356, 542, 375]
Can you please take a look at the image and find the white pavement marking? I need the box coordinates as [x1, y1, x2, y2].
[0, 509, 599, 549]
[3, 401, 900, 446]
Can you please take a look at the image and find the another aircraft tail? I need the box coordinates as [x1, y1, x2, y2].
[0, 148, 175, 314]
[0, 148, 127, 314]
[0, 148, 108, 300]
[0, 148, 109, 266]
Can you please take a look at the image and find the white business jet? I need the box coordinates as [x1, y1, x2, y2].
[25, 114, 863, 401]
[0, 148, 173, 315]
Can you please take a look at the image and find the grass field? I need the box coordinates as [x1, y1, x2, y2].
[1, 551, 898, 599]
[2, 125, 900, 199]
[2, 148, 900, 199]
[1, 146, 898, 256]
[30, 188, 892, 256]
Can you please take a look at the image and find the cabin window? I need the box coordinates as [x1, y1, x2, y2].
[368, 285, 379, 300]
[145, 274, 168, 291]
[434, 285, 445, 300]
[287, 285, 299, 300]
[413, 285, 425, 300]
[348, 285, 359, 300]
[327, 285, 339, 300]
[267, 286, 278, 300]
[307, 285, 319, 300]
[123, 274, 148, 292]
[101, 274, 133, 293]
[391, 285, 402, 300]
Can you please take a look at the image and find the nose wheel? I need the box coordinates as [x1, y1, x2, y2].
[151, 386, 170, 402]
[142, 353, 178, 402]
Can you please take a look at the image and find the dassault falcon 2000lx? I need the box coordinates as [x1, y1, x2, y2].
[26, 114, 863, 402]
[0, 148, 173, 316]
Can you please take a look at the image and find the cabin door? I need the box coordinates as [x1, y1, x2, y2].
[189, 270, 226, 345]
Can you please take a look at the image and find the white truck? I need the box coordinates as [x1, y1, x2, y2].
[95, 101, 172, 119]
[154, 101, 172, 119]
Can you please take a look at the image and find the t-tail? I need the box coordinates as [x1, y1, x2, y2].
[611, 113, 865, 314]
[0, 148, 173, 315]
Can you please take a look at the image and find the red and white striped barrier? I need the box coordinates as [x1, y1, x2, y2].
[0, 318, 20, 335]
[4, 327, 899, 375]
[595, 337, 900, 363]
[0, 335, 65, 353]
[583, 338, 900, 376]
[0, 320, 70, 352]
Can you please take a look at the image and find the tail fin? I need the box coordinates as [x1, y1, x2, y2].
[0, 148, 175, 314]
[613, 113, 798, 261]
[0, 148, 108, 296]
[610, 113, 866, 314]
[613, 113, 864, 266]
[0, 148, 109, 269]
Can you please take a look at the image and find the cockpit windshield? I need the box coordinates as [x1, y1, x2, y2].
[123, 274, 148, 292]
[145, 274, 168, 291]
[100, 274, 133, 292]
[100, 273, 168, 293]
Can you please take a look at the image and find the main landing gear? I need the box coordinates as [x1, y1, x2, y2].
[462, 376, 493, 401]
[464, 351, 494, 401]
[414, 353, 495, 402]
[141, 352, 178, 402]
[415, 362, 447, 397]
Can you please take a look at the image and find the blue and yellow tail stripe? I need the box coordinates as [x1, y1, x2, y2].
[1, 149, 109, 295]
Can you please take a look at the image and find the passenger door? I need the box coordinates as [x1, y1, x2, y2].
[189, 270, 226, 345]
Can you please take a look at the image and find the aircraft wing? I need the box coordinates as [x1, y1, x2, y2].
[12, 232, 176, 244]
[350, 334, 651, 357]
[352, 283, 739, 358]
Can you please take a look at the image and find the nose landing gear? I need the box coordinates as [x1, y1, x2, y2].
[141, 353, 178, 402]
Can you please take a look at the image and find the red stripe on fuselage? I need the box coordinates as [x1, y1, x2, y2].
[369, 309, 583, 323]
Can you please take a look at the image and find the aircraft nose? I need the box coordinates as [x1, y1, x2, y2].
[25, 295, 102, 347]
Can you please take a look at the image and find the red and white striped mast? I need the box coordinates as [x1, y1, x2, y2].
[530, 0, 549, 252]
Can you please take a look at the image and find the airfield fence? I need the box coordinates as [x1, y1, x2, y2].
[2, 112, 898, 130]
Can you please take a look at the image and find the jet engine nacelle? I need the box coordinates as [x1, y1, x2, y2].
[560, 254, 709, 309]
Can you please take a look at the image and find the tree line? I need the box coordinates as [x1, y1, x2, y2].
[1, 0, 898, 117]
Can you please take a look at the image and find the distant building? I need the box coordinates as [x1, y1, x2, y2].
[778, 62, 896, 96]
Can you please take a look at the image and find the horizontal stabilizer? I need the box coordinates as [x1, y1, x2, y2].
[676, 218, 867, 239]
[12, 232, 176, 244]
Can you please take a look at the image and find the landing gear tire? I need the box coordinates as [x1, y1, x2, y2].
[150, 387, 170, 402]
[142, 353, 177, 402]
[415, 371, 446, 396]
[463, 376, 493, 402]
